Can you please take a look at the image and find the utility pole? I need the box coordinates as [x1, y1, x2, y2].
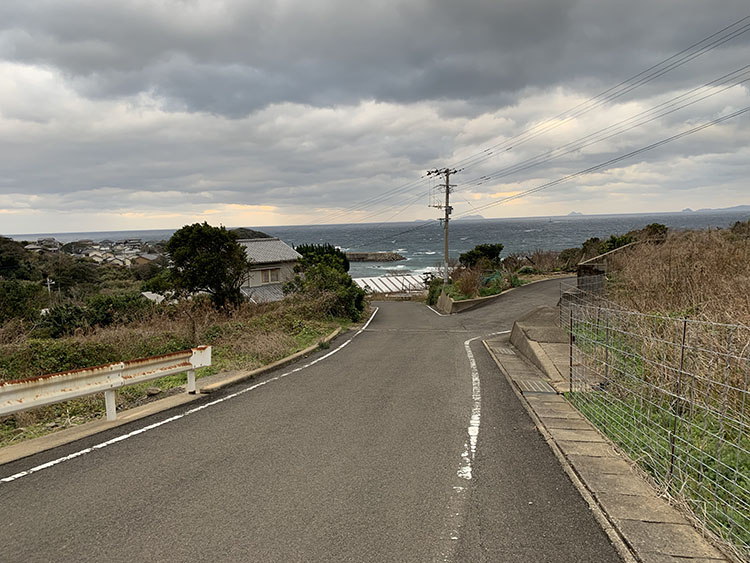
[427, 167, 457, 283]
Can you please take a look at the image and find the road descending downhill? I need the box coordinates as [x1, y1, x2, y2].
[0, 279, 622, 562]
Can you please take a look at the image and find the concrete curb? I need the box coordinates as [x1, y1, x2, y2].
[199, 326, 342, 393]
[509, 306, 569, 391]
[436, 289, 505, 314]
[435, 275, 572, 314]
[0, 326, 344, 466]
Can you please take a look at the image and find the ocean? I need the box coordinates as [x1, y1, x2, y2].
[8, 211, 748, 279]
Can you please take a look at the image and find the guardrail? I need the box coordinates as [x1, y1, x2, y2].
[0, 346, 211, 422]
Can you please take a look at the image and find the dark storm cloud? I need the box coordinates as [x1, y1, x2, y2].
[0, 0, 749, 233]
[2, 0, 746, 117]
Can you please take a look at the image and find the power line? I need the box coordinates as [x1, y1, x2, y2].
[306, 16, 749, 230]
[309, 175, 430, 226]
[456, 65, 750, 190]
[447, 16, 750, 174]
[342, 104, 749, 252]
[453, 106, 750, 218]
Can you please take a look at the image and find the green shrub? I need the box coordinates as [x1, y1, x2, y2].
[426, 277, 444, 305]
[295, 243, 350, 272]
[459, 243, 504, 268]
[729, 219, 750, 239]
[643, 223, 669, 239]
[558, 247, 583, 271]
[85, 293, 150, 328]
[35, 304, 87, 338]
[599, 234, 634, 254]
[501, 253, 524, 273]
[0, 236, 41, 280]
[581, 237, 602, 260]
[284, 251, 365, 321]
[0, 279, 46, 323]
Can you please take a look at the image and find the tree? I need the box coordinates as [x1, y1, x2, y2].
[459, 243, 504, 269]
[581, 237, 602, 260]
[599, 234, 634, 254]
[0, 236, 40, 280]
[284, 244, 365, 321]
[0, 279, 46, 324]
[294, 243, 350, 272]
[166, 223, 250, 309]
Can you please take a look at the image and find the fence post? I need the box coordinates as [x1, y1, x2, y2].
[604, 310, 610, 382]
[603, 309, 610, 429]
[569, 312, 574, 392]
[667, 317, 688, 486]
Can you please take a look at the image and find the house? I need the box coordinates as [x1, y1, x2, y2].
[84, 250, 107, 263]
[132, 253, 161, 266]
[25, 238, 61, 253]
[238, 238, 301, 303]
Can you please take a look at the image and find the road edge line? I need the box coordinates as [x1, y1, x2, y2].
[0, 310, 378, 479]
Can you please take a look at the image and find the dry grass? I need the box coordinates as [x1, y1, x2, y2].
[454, 267, 483, 298]
[527, 249, 561, 272]
[0, 294, 346, 446]
[606, 228, 750, 325]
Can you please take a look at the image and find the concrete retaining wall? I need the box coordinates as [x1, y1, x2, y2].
[436, 289, 506, 314]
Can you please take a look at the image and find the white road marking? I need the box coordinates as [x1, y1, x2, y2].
[457, 335, 484, 481]
[1, 308, 380, 484]
[427, 305, 449, 316]
[441, 328, 510, 562]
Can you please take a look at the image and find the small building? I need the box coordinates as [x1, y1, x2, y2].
[132, 253, 161, 266]
[85, 250, 107, 262]
[238, 238, 301, 303]
[25, 238, 61, 253]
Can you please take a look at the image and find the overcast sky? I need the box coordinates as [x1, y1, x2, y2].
[1, 0, 749, 235]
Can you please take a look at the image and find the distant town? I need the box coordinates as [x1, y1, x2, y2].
[21, 237, 166, 269]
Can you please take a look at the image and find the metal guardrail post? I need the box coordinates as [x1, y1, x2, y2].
[105, 390, 117, 421]
[187, 370, 196, 394]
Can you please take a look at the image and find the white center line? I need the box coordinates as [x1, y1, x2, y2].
[441, 328, 510, 561]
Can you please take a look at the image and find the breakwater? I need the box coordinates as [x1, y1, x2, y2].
[345, 252, 405, 262]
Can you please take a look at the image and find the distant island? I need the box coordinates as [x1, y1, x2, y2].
[346, 252, 405, 262]
[681, 204, 750, 214]
[453, 214, 485, 221]
[564, 205, 748, 218]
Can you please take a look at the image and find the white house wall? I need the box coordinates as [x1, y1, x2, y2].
[245, 261, 297, 289]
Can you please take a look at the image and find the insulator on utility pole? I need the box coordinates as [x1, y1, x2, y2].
[427, 167, 457, 284]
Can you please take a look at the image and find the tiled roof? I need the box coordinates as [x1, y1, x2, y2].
[238, 238, 301, 265]
[241, 283, 286, 303]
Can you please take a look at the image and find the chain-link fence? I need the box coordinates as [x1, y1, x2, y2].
[560, 279, 749, 558]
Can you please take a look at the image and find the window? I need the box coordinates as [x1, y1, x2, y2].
[261, 268, 280, 283]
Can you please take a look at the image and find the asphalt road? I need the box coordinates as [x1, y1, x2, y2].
[0, 279, 622, 562]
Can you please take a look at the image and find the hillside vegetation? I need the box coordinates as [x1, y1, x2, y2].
[606, 220, 750, 325]
[0, 233, 365, 446]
